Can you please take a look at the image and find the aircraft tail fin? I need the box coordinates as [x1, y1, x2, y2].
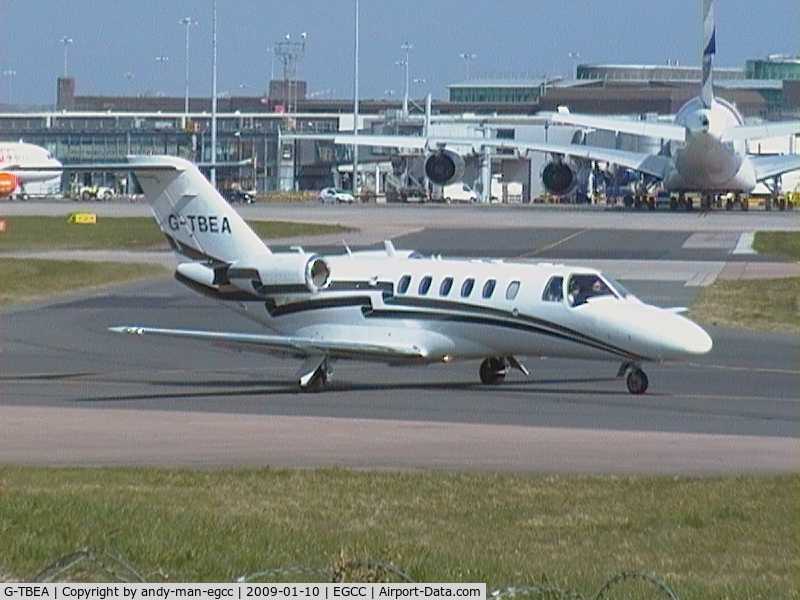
[701, 0, 716, 108]
[127, 155, 270, 265]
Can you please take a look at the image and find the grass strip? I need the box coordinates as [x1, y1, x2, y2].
[0, 258, 167, 306]
[0, 217, 351, 251]
[689, 276, 800, 334]
[753, 231, 800, 262]
[0, 467, 796, 597]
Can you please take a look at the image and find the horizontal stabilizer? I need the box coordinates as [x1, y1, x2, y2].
[722, 121, 800, 143]
[543, 112, 687, 141]
[752, 153, 800, 182]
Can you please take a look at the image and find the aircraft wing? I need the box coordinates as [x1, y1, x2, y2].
[508, 140, 674, 179]
[426, 136, 675, 179]
[751, 153, 800, 182]
[109, 326, 428, 361]
[285, 132, 672, 179]
[11, 159, 245, 172]
[722, 120, 800, 143]
[12, 161, 178, 172]
[543, 112, 687, 141]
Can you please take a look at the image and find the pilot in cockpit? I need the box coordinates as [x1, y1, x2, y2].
[569, 275, 611, 307]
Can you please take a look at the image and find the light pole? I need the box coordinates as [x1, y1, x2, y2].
[459, 53, 475, 80]
[266, 47, 275, 87]
[179, 17, 197, 116]
[60, 36, 73, 77]
[400, 42, 411, 116]
[3, 69, 17, 105]
[155, 55, 169, 96]
[124, 71, 135, 95]
[211, 0, 218, 185]
[352, 0, 359, 198]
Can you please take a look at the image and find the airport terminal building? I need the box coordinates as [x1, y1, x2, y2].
[1, 55, 798, 200]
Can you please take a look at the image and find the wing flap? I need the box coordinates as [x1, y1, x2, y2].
[109, 326, 428, 361]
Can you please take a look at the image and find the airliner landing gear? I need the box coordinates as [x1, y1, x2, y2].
[297, 355, 331, 393]
[617, 362, 649, 395]
[479, 357, 507, 384]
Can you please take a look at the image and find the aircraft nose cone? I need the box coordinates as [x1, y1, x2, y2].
[663, 314, 713, 357]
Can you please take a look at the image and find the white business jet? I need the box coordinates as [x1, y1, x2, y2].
[0, 141, 63, 199]
[106, 155, 711, 394]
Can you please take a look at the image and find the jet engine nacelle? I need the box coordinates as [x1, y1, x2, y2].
[425, 149, 465, 185]
[228, 252, 331, 295]
[0, 172, 19, 196]
[541, 158, 580, 197]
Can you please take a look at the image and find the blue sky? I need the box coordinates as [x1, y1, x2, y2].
[0, 0, 798, 106]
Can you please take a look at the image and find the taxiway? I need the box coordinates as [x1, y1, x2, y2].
[0, 203, 797, 473]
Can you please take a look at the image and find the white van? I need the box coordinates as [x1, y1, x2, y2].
[442, 183, 478, 203]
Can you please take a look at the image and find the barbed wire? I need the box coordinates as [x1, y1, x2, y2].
[31, 547, 146, 584]
[27, 547, 679, 599]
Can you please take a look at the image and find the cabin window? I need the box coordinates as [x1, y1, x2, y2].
[461, 278, 475, 297]
[418, 275, 433, 295]
[482, 279, 496, 299]
[542, 276, 563, 302]
[506, 280, 520, 300]
[439, 277, 454, 296]
[397, 274, 411, 294]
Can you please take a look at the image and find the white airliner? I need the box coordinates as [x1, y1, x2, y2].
[102, 155, 711, 395]
[539, 0, 800, 207]
[0, 141, 63, 199]
[285, 0, 800, 208]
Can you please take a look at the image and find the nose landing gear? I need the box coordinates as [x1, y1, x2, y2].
[618, 362, 649, 394]
[298, 355, 331, 393]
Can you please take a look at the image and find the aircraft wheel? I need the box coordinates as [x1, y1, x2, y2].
[479, 357, 506, 385]
[626, 368, 649, 395]
[299, 368, 327, 393]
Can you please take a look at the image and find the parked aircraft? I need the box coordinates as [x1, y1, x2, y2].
[0, 141, 62, 199]
[284, 0, 800, 209]
[101, 155, 711, 395]
[542, 0, 800, 209]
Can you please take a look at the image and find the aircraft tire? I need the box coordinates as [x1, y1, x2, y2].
[626, 368, 649, 395]
[479, 357, 506, 385]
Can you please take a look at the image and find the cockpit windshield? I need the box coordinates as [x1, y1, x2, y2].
[567, 273, 623, 307]
[602, 274, 631, 298]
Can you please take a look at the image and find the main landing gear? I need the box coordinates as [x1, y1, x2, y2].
[297, 355, 331, 393]
[479, 357, 507, 384]
[617, 362, 649, 394]
[479, 356, 529, 385]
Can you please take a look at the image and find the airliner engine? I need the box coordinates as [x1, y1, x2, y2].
[0, 172, 19, 196]
[541, 159, 581, 196]
[228, 252, 331, 295]
[424, 149, 465, 185]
